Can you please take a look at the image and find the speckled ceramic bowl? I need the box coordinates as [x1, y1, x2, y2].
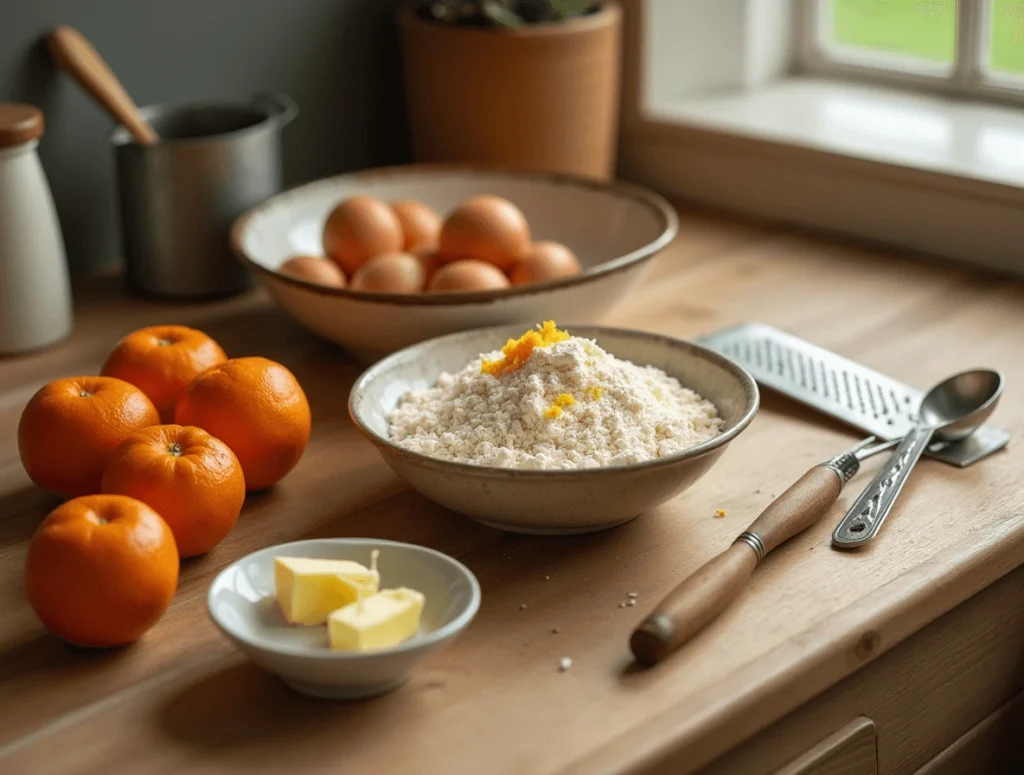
[230, 165, 677, 362]
[349, 325, 759, 534]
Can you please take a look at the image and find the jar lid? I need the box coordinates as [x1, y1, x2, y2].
[0, 103, 44, 148]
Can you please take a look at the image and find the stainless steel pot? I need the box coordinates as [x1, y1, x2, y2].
[110, 91, 297, 298]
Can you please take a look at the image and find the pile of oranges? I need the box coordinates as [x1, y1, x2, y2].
[19, 325, 310, 648]
[277, 194, 582, 294]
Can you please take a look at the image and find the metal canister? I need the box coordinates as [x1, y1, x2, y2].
[110, 91, 297, 298]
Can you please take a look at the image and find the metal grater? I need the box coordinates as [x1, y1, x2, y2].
[698, 322, 1009, 467]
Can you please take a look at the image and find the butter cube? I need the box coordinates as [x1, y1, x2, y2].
[328, 588, 425, 651]
[274, 556, 380, 625]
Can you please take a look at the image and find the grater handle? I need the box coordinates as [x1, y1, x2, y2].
[631, 465, 845, 666]
[832, 425, 935, 549]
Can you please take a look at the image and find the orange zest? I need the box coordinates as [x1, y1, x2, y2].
[544, 393, 575, 420]
[481, 321, 569, 378]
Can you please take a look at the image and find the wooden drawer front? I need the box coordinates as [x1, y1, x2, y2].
[913, 691, 1024, 775]
[775, 717, 877, 775]
[698, 564, 1024, 775]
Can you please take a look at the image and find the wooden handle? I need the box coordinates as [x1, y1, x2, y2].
[47, 26, 158, 146]
[747, 465, 843, 554]
[631, 542, 757, 665]
[630, 465, 844, 666]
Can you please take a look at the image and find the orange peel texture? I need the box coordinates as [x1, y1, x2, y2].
[481, 321, 570, 378]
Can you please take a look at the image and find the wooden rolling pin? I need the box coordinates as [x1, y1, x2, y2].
[630, 436, 892, 666]
[47, 25, 159, 146]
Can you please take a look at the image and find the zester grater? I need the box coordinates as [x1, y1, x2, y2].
[698, 323, 1009, 467]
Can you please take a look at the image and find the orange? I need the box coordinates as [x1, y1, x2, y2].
[102, 425, 245, 558]
[25, 494, 179, 647]
[101, 325, 227, 422]
[174, 357, 311, 491]
[18, 376, 160, 498]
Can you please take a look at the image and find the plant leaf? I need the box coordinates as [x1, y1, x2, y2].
[550, 0, 592, 19]
[482, 0, 522, 28]
[428, 0, 461, 22]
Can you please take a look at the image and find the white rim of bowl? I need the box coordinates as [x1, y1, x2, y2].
[230, 163, 679, 306]
[206, 537, 482, 659]
[348, 324, 760, 478]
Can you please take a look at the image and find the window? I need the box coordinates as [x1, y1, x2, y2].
[621, 0, 1024, 277]
[801, 0, 1024, 103]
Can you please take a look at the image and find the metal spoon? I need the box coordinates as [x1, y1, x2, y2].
[832, 369, 1004, 549]
[628, 370, 1004, 667]
[631, 434, 895, 666]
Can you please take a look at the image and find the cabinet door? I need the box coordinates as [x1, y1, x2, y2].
[774, 717, 877, 775]
[914, 692, 1024, 775]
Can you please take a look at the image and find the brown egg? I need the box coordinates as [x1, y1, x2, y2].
[391, 200, 441, 253]
[350, 252, 427, 293]
[278, 255, 347, 288]
[322, 196, 403, 276]
[427, 259, 511, 293]
[437, 195, 530, 271]
[416, 248, 445, 279]
[509, 242, 582, 286]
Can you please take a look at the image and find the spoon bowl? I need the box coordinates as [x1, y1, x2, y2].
[921, 369, 1004, 442]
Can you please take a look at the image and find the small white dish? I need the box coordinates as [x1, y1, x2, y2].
[207, 538, 481, 699]
[230, 165, 677, 361]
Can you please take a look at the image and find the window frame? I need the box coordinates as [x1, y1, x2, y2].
[797, 0, 1024, 108]
[618, 0, 1024, 278]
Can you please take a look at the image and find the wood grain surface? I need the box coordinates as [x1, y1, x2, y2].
[775, 717, 877, 775]
[914, 692, 1024, 775]
[1, 207, 1022, 775]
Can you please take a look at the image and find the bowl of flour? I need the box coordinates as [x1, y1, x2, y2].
[349, 323, 758, 534]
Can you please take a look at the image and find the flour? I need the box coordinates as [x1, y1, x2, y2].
[387, 326, 724, 470]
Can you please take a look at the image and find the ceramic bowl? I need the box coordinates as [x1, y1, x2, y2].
[349, 325, 759, 535]
[207, 538, 481, 699]
[230, 165, 677, 362]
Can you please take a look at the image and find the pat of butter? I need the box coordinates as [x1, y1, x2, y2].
[274, 556, 380, 625]
[328, 588, 425, 651]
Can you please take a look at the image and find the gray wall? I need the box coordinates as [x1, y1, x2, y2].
[2, 0, 410, 274]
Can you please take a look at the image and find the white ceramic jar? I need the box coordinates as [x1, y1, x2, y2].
[0, 103, 74, 354]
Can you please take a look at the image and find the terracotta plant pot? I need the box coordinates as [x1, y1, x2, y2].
[397, 1, 622, 181]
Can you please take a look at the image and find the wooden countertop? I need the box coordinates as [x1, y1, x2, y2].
[1, 208, 1022, 775]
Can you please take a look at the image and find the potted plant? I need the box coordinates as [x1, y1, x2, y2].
[397, 0, 622, 181]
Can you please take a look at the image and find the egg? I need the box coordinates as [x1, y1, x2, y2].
[322, 196, 403, 276]
[391, 200, 441, 253]
[427, 259, 511, 293]
[349, 252, 427, 293]
[437, 195, 530, 271]
[509, 242, 582, 286]
[417, 248, 445, 279]
[278, 255, 347, 288]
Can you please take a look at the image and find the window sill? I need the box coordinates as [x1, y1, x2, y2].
[621, 76, 1024, 276]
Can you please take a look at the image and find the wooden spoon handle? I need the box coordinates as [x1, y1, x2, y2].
[630, 465, 843, 666]
[47, 25, 158, 146]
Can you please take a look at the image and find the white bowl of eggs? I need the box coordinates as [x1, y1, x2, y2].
[231, 165, 678, 361]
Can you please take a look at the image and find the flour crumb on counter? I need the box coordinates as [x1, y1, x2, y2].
[387, 321, 723, 470]
[558, 657, 573, 672]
